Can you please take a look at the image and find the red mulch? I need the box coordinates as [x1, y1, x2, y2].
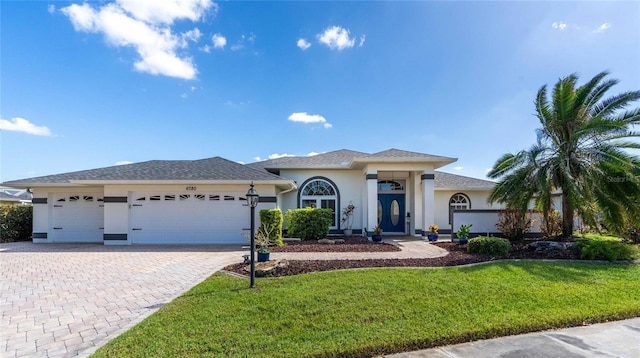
[224, 239, 580, 277]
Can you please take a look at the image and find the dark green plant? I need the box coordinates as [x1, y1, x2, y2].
[456, 224, 472, 239]
[576, 240, 640, 261]
[285, 208, 332, 240]
[259, 209, 283, 247]
[468, 236, 511, 258]
[488, 71, 640, 237]
[0, 205, 33, 243]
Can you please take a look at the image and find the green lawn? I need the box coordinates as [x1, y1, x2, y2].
[93, 261, 640, 358]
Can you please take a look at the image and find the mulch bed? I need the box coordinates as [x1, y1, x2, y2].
[271, 236, 400, 252]
[224, 239, 582, 277]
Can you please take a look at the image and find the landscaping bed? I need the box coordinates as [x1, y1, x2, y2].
[224, 240, 584, 277]
[271, 236, 400, 252]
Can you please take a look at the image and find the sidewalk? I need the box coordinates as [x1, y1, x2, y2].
[271, 236, 449, 261]
[384, 317, 640, 358]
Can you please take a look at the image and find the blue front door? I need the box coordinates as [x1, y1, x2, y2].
[378, 194, 405, 233]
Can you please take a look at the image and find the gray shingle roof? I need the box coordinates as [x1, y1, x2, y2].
[434, 171, 495, 190]
[248, 149, 369, 169]
[249, 148, 456, 169]
[2, 157, 288, 186]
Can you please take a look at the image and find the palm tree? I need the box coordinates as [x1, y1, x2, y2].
[488, 71, 640, 237]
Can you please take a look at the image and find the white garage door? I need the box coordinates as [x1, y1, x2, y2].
[129, 192, 249, 244]
[51, 194, 104, 243]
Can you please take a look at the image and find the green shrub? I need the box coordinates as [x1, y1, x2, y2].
[285, 208, 332, 240]
[468, 236, 511, 258]
[576, 240, 640, 261]
[259, 209, 283, 247]
[0, 205, 33, 243]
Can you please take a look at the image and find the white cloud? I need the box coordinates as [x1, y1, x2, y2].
[253, 156, 262, 161]
[317, 26, 355, 50]
[307, 152, 320, 156]
[115, 161, 133, 165]
[297, 38, 311, 50]
[116, 0, 214, 25]
[486, 168, 493, 173]
[288, 112, 332, 128]
[454, 166, 464, 171]
[0, 117, 52, 136]
[212, 33, 226, 49]
[48, 4, 56, 14]
[358, 35, 366, 47]
[230, 33, 256, 51]
[551, 22, 567, 30]
[268, 153, 295, 160]
[594, 23, 611, 33]
[61, 1, 216, 80]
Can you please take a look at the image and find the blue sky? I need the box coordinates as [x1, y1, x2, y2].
[1, 1, 639, 182]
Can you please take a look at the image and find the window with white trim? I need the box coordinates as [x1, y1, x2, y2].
[449, 193, 470, 224]
[300, 179, 338, 227]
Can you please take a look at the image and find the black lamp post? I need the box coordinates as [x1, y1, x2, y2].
[246, 182, 259, 288]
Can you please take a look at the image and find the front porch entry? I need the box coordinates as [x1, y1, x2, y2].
[378, 193, 405, 233]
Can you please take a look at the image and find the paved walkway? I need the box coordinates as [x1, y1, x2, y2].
[271, 236, 449, 260]
[385, 317, 640, 358]
[0, 242, 245, 358]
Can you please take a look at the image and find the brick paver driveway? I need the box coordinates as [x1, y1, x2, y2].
[1, 242, 246, 358]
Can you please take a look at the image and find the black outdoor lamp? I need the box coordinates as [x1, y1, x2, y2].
[246, 182, 259, 288]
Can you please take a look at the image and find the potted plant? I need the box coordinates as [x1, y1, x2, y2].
[340, 202, 356, 237]
[455, 224, 472, 244]
[427, 224, 439, 241]
[252, 223, 274, 262]
[372, 225, 383, 242]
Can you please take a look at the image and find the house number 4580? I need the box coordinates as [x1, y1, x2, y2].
[186, 186, 197, 191]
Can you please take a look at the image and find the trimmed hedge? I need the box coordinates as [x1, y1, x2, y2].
[259, 209, 283, 247]
[576, 240, 640, 261]
[468, 236, 511, 258]
[0, 205, 33, 243]
[285, 208, 332, 240]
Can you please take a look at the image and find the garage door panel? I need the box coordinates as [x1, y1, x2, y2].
[51, 194, 104, 243]
[130, 192, 248, 244]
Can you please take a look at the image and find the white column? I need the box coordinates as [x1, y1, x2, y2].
[366, 171, 378, 234]
[31, 189, 50, 243]
[421, 172, 435, 237]
[412, 172, 423, 236]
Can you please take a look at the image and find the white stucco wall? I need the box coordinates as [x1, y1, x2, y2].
[434, 190, 503, 232]
[279, 169, 365, 230]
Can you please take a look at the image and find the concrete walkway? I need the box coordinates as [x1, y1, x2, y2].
[0, 242, 245, 358]
[271, 236, 449, 260]
[384, 317, 640, 358]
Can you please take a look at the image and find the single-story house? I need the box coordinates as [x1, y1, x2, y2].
[2, 148, 502, 245]
[0, 188, 32, 206]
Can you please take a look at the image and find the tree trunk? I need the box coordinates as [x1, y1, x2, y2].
[561, 192, 573, 238]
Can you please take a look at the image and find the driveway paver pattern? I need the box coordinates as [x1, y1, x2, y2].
[1, 242, 245, 358]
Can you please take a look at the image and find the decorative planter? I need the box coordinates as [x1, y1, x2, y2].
[372, 234, 383, 242]
[454, 238, 469, 244]
[257, 252, 270, 262]
[427, 234, 439, 241]
[343, 229, 353, 237]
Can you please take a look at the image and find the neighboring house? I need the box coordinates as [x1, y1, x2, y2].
[1, 148, 500, 245]
[0, 188, 32, 206]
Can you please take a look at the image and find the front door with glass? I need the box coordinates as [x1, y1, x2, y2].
[378, 194, 405, 233]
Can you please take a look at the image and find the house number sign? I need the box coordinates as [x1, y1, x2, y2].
[186, 186, 197, 191]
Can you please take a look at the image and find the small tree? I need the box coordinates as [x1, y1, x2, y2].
[259, 209, 283, 246]
[495, 209, 533, 242]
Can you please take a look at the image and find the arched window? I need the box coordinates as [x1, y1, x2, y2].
[300, 178, 338, 227]
[449, 193, 470, 224]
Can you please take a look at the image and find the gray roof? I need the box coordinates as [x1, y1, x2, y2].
[2, 157, 288, 186]
[249, 148, 456, 170]
[248, 149, 369, 169]
[434, 171, 495, 190]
